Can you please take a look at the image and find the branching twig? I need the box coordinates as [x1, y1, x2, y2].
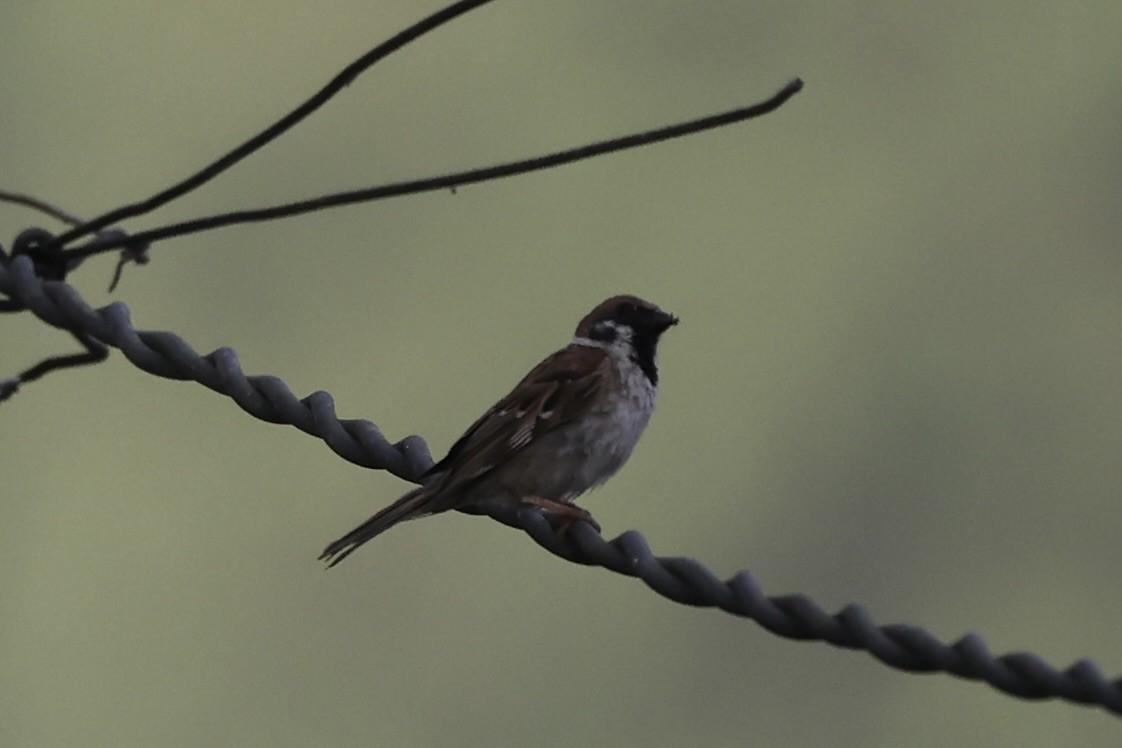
[0, 329, 107, 402]
[45, 0, 502, 251]
[2, 1, 800, 395]
[60, 78, 803, 260]
[0, 190, 85, 227]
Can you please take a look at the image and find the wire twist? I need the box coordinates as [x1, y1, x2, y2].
[0, 254, 431, 479]
[2, 252, 1120, 717]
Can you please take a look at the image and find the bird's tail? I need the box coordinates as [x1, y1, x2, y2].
[319, 485, 435, 567]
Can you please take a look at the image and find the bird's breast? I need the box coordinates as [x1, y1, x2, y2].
[485, 356, 659, 502]
[551, 356, 658, 497]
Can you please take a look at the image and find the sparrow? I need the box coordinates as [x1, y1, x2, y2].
[319, 295, 678, 566]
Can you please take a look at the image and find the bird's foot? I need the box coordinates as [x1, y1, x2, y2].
[520, 496, 601, 534]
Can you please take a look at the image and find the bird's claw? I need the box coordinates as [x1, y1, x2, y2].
[520, 496, 601, 534]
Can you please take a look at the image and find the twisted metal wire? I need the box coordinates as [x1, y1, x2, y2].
[0, 254, 432, 478]
[3, 253, 1120, 717]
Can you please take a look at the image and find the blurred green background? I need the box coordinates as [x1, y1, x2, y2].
[3, 2, 1122, 746]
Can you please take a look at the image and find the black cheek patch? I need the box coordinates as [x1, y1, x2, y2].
[589, 322, 618, 343]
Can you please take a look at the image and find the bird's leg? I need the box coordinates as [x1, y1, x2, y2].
[520, 496, 601, 534]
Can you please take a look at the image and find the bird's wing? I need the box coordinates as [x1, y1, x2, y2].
[425, 344, 607, 498]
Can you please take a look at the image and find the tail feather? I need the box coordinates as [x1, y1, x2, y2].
[320, 486, 433, 567]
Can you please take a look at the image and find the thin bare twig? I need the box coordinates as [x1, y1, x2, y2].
[45, 0, 501, 251]
[0, 329, 107, 403]
[0, 190, 85, 227]
[61, 78, 803, 260]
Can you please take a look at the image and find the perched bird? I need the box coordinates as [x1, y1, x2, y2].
[320, 295, 678, 566]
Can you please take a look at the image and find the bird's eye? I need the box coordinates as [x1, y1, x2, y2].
[616, 301, 637, 317]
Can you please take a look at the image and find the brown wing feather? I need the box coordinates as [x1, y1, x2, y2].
[425, 345, 606, 499]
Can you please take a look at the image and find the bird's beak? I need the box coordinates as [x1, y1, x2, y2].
[656, 310, 679, 333]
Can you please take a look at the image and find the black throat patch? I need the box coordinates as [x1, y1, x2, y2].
[630, 329, 660, 385]
[588, 318, 662, 385]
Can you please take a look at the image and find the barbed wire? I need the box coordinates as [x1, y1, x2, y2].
[2, 251, 1120, 717]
